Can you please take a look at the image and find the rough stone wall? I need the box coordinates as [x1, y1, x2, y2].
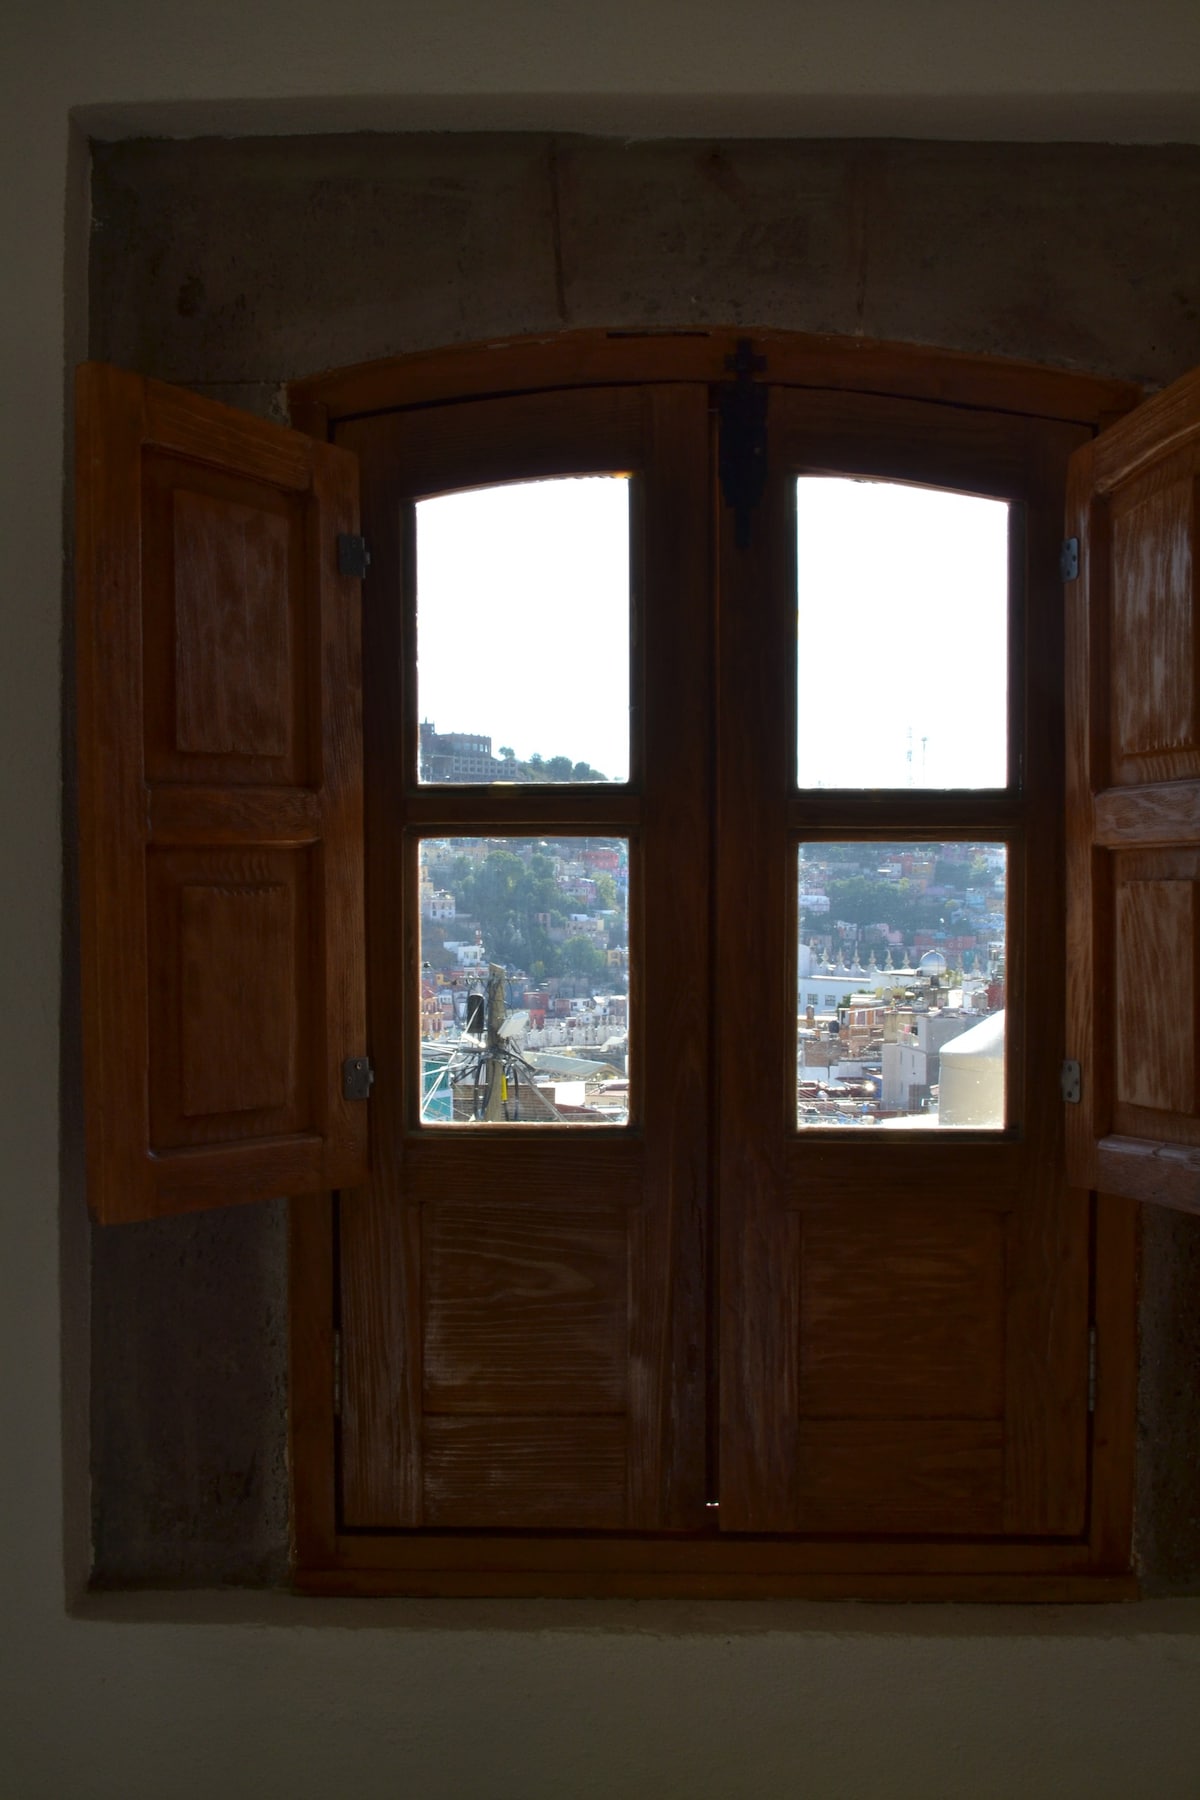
[86, 132, 1200, 1587]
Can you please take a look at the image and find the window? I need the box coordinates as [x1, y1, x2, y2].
[78, 332, 1200, 1597]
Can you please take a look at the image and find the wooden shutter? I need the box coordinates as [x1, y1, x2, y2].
[1066, 365, 1200, 1214]
[76, 364, 368, 1223]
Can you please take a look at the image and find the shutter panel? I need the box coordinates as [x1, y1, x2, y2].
[76, 364, 368, 1223]
[1066, 365, 1200, 1213]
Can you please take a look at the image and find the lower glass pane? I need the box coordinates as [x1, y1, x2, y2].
[419, 836, 630, 1125]
[797, 842, 1007, 1130]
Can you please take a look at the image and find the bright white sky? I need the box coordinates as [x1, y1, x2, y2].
[796, 478, 1008, 788]
[416, 475, 1009, 789]
[417, 478, 631, 781]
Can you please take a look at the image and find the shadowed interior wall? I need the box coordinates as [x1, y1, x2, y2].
[87, 131, 1200, 1588]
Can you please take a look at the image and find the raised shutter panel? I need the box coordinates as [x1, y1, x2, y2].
[1066, 364, 1200, 1213]
[76, 363, 368, 1223]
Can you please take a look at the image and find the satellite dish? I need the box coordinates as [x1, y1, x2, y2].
[498, 1010, 529, 1040]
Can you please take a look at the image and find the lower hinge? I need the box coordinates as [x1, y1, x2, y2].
[343, 1055, 375, 1100]
[1060, 536, 1079, 581]
[1061, 1059, 1082, 1105]
[337, 532, 371, 579]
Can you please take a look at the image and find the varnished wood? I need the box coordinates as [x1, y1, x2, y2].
[335, 383, 711, 1536]
[1065, 361, 1200, 1211]
[294, 1567, 1138, 1601]
[76, 363, 369, 1222]
[289, 329, 1140, 436]
[280, 340, 1145, 1594]
[1094, 780, 1200, 846]
[715, 386, 1091, 1544]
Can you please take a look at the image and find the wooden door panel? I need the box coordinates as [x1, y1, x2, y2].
[421, 1201, 630, 1414]
[1113, 852, 1200, 1139]
[146, 846, 312, 1146]
[795, 1422, 1005, 1534]
[796, 1211, 1006, 1420]
[76, 363, 367, 1221]
[422, 1417, 628, 1529]
[1109, 454, 1199, 783]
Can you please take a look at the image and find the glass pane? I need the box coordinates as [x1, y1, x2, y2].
[416, 478, 630, 784]
[419, 836, 630, 1125]
[797, 842, 1007, 1130]
[796, 478, 1008, 789]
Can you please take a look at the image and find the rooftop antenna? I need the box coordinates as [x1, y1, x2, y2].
[906, 725, 913, 787]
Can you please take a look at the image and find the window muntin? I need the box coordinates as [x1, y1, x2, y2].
[416, 476, 631, 786]
[795, 478, 1009, 791]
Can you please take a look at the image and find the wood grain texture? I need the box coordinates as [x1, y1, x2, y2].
[178, 877, 297, 1118]
[1110, 461, 1199, 782]
[422, 1417, 628, 1529]
[1095, 780, 1200, 846]
[75, 363, 368, 1221]
[1115, 877, 1196, 1112]
[172, 487, 291, 757]
[794, 1422, 1005, 1534]
[422, 1204, 629, 1414]
[797, 1213, 1006, 1420]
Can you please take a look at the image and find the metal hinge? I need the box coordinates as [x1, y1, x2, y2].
[1061, 1059, 1082, 1105]
[342, 1055, 375, 1101]
[333, 1328, 342, 1418]
[1060, 536, 1079, 581]
[337, 532, 371, 579]
[1088, 1323, 1097, 1414]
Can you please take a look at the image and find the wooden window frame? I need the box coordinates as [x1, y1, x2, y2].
[280, 329, 1143, 1600]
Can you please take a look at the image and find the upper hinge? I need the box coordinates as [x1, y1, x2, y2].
[1088, 1322, 1097, 1414]
[717, 338, 768, 551]
[1061, 1059, 1082, 1105]
[1060, 536, 1080, 581]
[337, 532, 371, 580]
[342, 1055, 375, 1101]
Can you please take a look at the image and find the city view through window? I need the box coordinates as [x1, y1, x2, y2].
[419, 837, 630, 1125]
[798, 843, 1007, 1128]
[413, 478, 1010, 1131]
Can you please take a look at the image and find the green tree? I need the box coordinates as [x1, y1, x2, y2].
[561, 935, 606, 980]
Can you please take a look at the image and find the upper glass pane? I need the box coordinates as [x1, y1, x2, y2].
[416, 477, 630, 784]
[795, 478, 1009, 789]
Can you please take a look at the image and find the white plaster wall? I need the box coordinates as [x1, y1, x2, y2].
[6, 2, 1200, 1794]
